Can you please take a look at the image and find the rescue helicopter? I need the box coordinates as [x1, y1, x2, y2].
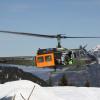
[0, 30, 99, 70]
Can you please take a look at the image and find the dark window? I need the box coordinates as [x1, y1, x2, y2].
[45, 55, 52, 62]
[37, 56, 44, 63]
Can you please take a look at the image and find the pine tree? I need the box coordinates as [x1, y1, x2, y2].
[58, 74, 68, 86]
[48, 76, 53, 86]
[84, 80, 90, 87]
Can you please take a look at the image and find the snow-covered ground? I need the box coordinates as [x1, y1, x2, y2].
[0, 80, 100, 100]
[0, 80, 64, 100]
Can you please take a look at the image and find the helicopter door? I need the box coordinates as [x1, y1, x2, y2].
[36, 53, 55, 68]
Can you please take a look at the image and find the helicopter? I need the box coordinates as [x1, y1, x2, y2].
[0, 30, 99, 70]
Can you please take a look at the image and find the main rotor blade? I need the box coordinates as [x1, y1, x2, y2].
[0, 30, 57, 38]
[0, 30, 100, 39]
[64, 36, 100, 38]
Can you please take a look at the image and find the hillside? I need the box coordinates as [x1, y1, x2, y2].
[0, 65, 48, 86]
[46, 63, 100, 87]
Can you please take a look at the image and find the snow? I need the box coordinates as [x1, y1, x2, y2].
[0, 80, 64, 100]
[93, 45, 100, 51]
[0, 80, 100, 100]
[45, 87, 100, 100]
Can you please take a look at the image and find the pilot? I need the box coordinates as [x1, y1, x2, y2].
[64, 51, 73, 65]
[64, 54, 70, 64]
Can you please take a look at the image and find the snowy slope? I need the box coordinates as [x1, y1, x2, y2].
[46, 87, 100, 100]
[0, 80, 100, 100]
[0, 80, 63, 100]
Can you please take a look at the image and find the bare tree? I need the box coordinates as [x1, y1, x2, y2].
[20, 85, 35, 100]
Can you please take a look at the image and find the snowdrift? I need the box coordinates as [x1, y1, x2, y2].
[0, 80, 100, 100]
[0, 80, 63, 100]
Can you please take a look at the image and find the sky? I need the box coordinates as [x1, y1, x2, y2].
[0, 0, 100, 57]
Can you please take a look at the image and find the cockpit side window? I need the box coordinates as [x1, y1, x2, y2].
[37, 56, 44, 63]
[45, 55, 52, 62]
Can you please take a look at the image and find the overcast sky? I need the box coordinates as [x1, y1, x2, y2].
[0, 0, 100, 57]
